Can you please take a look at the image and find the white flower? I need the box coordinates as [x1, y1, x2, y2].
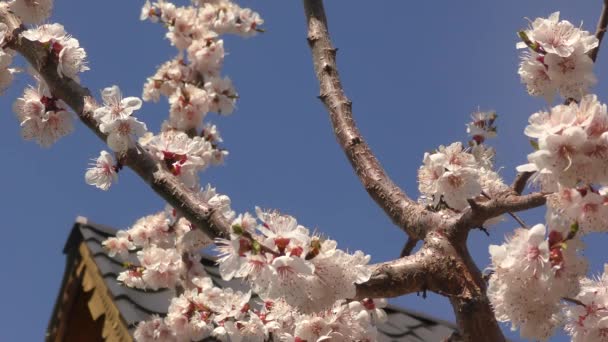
[165, 7, 197, 50]
[100, 115, 147, 153]
[93, 85, 143, 123]
[13, 81, 73, 147]
[9, 0, 53, 25]
[517, 13, 598, 101]
[85, 150, 117, 191]
[564, 264, 608, 342]
[137, 245, 183, 290]
[204, 77, 237, 115]
[21, 23, 65, 42]
[168, 84, 210, 131]
[102, 230, 134, 259]
[187, 36, 224, 75]
[417, 142, 481, 210]
[140, 130, 215, 188]
[521, 12, 598, 57]
[518, 52, 556, 102]
[133, 315, 175, 342]
[466, 110, 497, 143]
[56, 38, 89, 80]
[488, 224, 587, 340]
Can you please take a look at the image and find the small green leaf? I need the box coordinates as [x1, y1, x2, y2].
[529, 139, 539, 150]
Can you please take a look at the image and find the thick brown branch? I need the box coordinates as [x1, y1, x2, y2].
[458, 191, 547, 230]
[589, 0, 608, 62]
[5, 24, 230, 240]
[354, 247, 464, 300]
[302, 0, 439, 239]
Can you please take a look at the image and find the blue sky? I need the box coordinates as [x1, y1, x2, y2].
[1, 1, 607, 341]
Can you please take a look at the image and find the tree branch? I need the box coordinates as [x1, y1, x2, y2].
[511, 171, 534, 195]
[301, 0, 439, 239]
[354, 246, 467, 300]
[4, 22, 231, 240]
[400, 237, 418, 257]
[589, 0, 608, 62]
[458, 191, 547, 230]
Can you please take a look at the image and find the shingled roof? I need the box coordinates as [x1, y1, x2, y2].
[47, 217, 457, 342]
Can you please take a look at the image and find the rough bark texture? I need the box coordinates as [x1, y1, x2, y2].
[301, 0, 444, 241]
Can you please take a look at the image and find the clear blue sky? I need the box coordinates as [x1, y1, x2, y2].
[1, 1, 607, 341]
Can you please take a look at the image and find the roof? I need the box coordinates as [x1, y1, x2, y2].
[54, 217, 457, 341]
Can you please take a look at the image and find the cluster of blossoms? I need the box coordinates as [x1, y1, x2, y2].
[21, 23, 89, 81]
[547, 186, 608, 234]
[10, 22, 88, 147]
[91, 85, 148, 154]
[139, 126, 227, 189]
[140, 0, 261, 132]
[564, 264, 608, 341]
[518, 94, 608, 191]
[13, 77, 73, 147]
[487, 224, 587, 340]
[134, 289, 386, 342]
[418, 111, 507, 212]
[102, 183, 385, 341]
[216, 207, 373, 313]
[517, 12, 598, 101]
[489, 12, 608, 341]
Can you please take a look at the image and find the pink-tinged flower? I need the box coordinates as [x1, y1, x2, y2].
[21, 23, 65, 43]
[56, 38, 89, 80]
[126, 212, 172, 247]
[187, 36, 224, 75]
[10, 0, 53, 25]
[520, 12, 598, 57]
[466, 110, 497, 143]
[256, 207, 310, 249]
[204, 77, 237, 115]
[140, 130, 214, 188]
[133, 315, 176, 342]
[94, 85, 143, 123]
[264, 256, 315, 307]
[100, 115, 148, 153]
[518, 52, 556, 102]
[102, 230, 134, 259]
[488, 224, 587, 340]
[165, 7, 197, 50]
[137, 245, 183, 290]
[564, 264, 608, 342]
[168, 84, 210, 131]
[140, 1, 160, 23]
[85, 150, 118, 191]
[13, 81, 73, 147]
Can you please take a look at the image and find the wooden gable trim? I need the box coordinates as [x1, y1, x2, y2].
[76, 242, 133, 342]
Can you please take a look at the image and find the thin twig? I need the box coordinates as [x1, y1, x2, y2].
[589, 0, 608, 62]
[511, 171, 534, 195]
[481, 191, 528, 228]
[400, 237, 419, 257]
[563, 297, 585, 307]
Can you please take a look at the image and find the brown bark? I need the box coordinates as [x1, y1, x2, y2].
[301, 0, 443, 240]
[589, 0, 608, 62]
